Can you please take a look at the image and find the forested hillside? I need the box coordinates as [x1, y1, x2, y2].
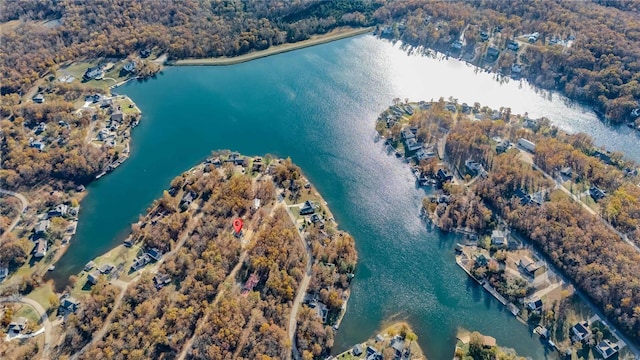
[375, 0, 640, 124]
[0, 0, 378, 95]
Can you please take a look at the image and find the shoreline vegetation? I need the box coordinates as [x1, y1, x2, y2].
[335, 322, 425, 360]
[375, 98, 640, 359]
[49, 151, 357, 359]
[172, 27, 374, 66]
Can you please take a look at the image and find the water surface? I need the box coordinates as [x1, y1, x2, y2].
[51, 35, 640, 359]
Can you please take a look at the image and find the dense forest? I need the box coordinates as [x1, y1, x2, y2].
[52, 155, 357, 359]
[3, 0, 638, 124]
[376, 0, 640, 124]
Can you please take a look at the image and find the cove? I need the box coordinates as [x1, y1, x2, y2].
[50, 34, 640, 359]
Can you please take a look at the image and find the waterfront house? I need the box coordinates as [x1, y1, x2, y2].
[595, 339, 620, 359]
[32, 93, 45, 103]
[123, 61, 136, 73]
[570, 321, 592, 342]
[451, 40, 463, 50]
[404, 138, 423, 153]
[300, 200, 315, 215]
[180, 191, 197, 210]
[474, 254, 488, 267]
[84, 66, 102, 80]
[401, 128, 415, 141]
[445, 103, 457, 112]
[523, 117, 537, 129]
[110, 110, 124, 122]
[153, 273, 171, 290]
[352, 344, 364, 356]
[123, 237, 133, 247]
[87, 271, 100, 285]
[99, 263, 114, 274]
[527, 298, 543, 312]
[511, 63, 522, 76]
[589, 186, 606, 201]
[491, 230, 507, 246]
[35, 219, 50, 236]
[34, 239, 47, 258]
[140, 49, 151, 58]
[366, 346, 382, 360]
[486, 47, 500, 61]
[59, 297, 79, 316]
[593, 149, 613, 165]
[48, 204, 69, 218]
[8, 317, 27, 334]
[84, 261, 96, 272]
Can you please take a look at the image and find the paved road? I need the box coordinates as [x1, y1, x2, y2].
[0, 296, 52, 359]
[285, 202, 313, 360]
[0, 188, 29, 240]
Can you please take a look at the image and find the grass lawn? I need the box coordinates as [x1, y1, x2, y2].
[14, 303, 42, 325]
[25, 285, 55, 313]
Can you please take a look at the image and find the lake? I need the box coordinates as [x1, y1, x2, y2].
[50, 34, 640, 359]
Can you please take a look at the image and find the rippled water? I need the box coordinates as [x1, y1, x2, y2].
[50, 35, 639, 359]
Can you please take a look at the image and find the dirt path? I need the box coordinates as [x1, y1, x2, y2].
[0, 188, 29, 241]
[0, 296, 52, 359]
[284, 203, 312, 360]
[71, 211, 203, 359]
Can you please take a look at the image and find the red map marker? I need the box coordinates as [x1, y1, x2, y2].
[233, 218, 243, 234]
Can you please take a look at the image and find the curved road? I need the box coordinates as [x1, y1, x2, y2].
[0, 296, 52, 359]
[0, 189, 29, 240]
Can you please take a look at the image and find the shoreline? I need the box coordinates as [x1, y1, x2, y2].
[172, 27, 374, 66]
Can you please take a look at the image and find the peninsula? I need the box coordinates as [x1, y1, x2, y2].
[375, 98, 640, 358]
[46, 152, 356, 359]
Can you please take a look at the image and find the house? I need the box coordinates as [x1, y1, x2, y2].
[560, 166, 572, 177]
[511, 63, 522, 75]
[110, 110, 124, 122]
[365, 346, 383, 360]
[519, 257, 545, 276]
[571, 321, 591, 342]
[35, 122, 47, 134]
[486, 47, 500, 61]
[391, 336, 406, 356]
[404, 138, 423, 153]
[84, 260, 96, 272]
[180, 191, 196, 210]
[48, 204, 69, 218]
[451, 40, 463, 50]
[30, 141, 45, 151]
[35, 219, 50, 236]
[436, 169, 453, 183]
[593, 150, 613, 165]
[528, 32, 540, 43]
[32, 94, 45, 103]
[401, 128, 415, 141]
[123, 61, 136, 73]
[101, 98, 113, 108]
[491, 230, 507, 246]
[482, 335, 497, 348]
[34, 239, 47, 258]
[474, 254, 489, 267]
[595, 339, 620, 359]
[8, 317, 27, 333]
[496, 140, 510, 153]
[153, 273, 171, 290]
[527, 298, 543, 312]
[514, 188, 532, 205]
[123, 237, 133, 247]
[445, 103, 457, 112]
[461, 103, 471, 114]
[507, 41, 520, 51]
[316, 301, 329, 323]
[140, 49, 151, 58]
[99, 263, 114, 274]
[517, 138, 536, 153]
[131, 254, 150, 271]
[480, 31, 490, 41]
[83, 66, 102, 80]
[59, 297, 79, 315]
[146, 248, 163, 261]
[0, 266, 8, 282]
[465, 159, 488, 178]
[300, 200, 315, 215]
[589, 186, 606, 201]
[352, 343, 364, 356]
[523, 117, 538, 129]
[87, 271, 100, 285]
